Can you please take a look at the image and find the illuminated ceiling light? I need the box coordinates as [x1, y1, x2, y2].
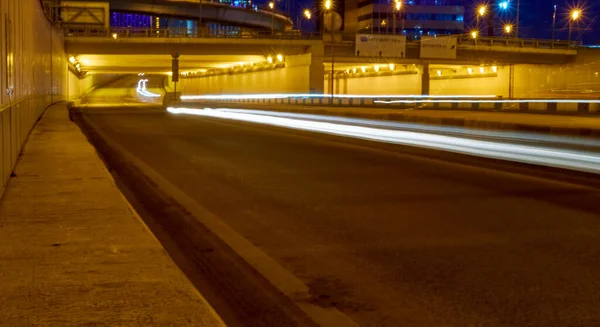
[492, 66, 498, 73]
[276, 54, 283, 62]
[352, 68, 357, 74]
[389, 63, 395, 71]
[69, 56, 76, 64]
[468, 67, 473, 74]
[374, 65, 380, 72]
[437, 70, 442, 76]
[345, 69, 350, 74]
[112, 33, 118, 39]
[361, 66, 366, 73]
[480, 67, 485, 74]
[267, 56, 273, 63]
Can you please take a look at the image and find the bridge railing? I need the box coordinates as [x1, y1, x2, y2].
[64, 27, 323, 40]
[64, 27, 578, 50]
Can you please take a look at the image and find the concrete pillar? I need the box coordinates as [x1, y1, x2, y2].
[335, 77, 340, 95]
[343, 77, 348, 95]
[309, 45, 325, 94]
[421, 62, 430, 95]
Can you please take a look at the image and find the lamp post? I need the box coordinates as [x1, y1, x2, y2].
[324, 0, 335, 99]
[515, 0, 520, 37]
[503, 24, 512, 36]
[299, 9, 311, 30]
[476, 5, 486, 31]
[569, 9, 581, 44]
[269, 2, 275, 35]
[393, 1, 402, 34]
[552, 5, 557, 41]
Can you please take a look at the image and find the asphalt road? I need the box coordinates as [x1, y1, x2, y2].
[78, 76, 600, 327]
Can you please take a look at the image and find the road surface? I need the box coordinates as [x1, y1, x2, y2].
[75, 76, 600, 327]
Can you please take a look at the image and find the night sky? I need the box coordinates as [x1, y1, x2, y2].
[269, 0, 600, 44]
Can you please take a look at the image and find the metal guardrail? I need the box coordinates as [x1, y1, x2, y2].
[178, 95, 600, 116]
[65, 27, 578, 50]
[64, 27, 323, 40]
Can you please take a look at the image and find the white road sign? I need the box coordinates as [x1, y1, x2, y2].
[420, 36, 458, 59]
[355, 34, 407, 58]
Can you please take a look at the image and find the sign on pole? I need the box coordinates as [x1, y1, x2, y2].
[420, 36, 457, 59]
[171, 53, 180, 82]
[355, 34, 407, 58]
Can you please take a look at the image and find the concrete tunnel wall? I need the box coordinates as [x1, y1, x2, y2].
[170, 54, 314, 94]
[331, 62, 600, 98]
[0, 0, 112, 192]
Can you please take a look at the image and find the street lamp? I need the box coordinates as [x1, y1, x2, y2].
[269, 2, 275, 35]
[298, 9, 311, 30]
[471, 30, 478, 39]
[324, 0, 335, 98]
[504, 24, 512, 35]
[569, 9, 581, 43]
[393, 1, 403, 35]
[499, 1, 509, 10]
[476, 5, 486, 31]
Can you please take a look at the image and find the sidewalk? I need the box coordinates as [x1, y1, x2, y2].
[0, 103, 225, 327]
[187, 101, 600, 138]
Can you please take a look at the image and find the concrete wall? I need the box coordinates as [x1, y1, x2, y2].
[338, 61, 600, 98]
[68, 73, 121, 100]
[171, 54, 315, 94]
[0, 0, 69, 192]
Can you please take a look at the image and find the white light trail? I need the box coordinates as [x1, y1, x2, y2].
[167, 107, 600, 174]
[136, 79, 161, 98]
[375, 99, 600, 104]
[180, 93, 498, 100]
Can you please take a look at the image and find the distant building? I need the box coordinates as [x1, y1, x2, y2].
[344, 0, 465, 38]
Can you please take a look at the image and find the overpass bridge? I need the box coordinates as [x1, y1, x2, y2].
[63, 26, 599, 97]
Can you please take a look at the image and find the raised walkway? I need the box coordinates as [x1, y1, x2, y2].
[0, 103, 225, 326]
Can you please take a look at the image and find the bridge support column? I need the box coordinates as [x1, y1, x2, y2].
[309, 45, 325, 94]
[421, 62, 430, 95]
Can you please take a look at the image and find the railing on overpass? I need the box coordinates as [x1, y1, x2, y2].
[65, 27, 578, 50]
[64, 27, 323, 40]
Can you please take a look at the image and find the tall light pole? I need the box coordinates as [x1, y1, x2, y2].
[393, 1, 401, 34]
[477, 5, 486, 32]
[269, 2, 275, 35]
[515, 0, 520, 37]
[569, 9, 581, 44]
[552, 5, 557, 41]
[300, 9, 311, 30]
[324, 0, 335, 99]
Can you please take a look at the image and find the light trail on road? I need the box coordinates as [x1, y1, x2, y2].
[136, 79, 161, 98]
[167, 107, 600, 174]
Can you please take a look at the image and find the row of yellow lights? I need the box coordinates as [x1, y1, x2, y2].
[340, 64, 498, 75]
[476, 3, 581, 20]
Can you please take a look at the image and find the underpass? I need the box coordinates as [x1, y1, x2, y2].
[74, 76, 600, 327]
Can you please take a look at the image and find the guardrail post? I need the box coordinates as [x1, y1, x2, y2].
[519, 102, 529, 111]
[472, 102, 480, 110]
[547, 102, 557, 113]
[578, 103, 590, 114]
